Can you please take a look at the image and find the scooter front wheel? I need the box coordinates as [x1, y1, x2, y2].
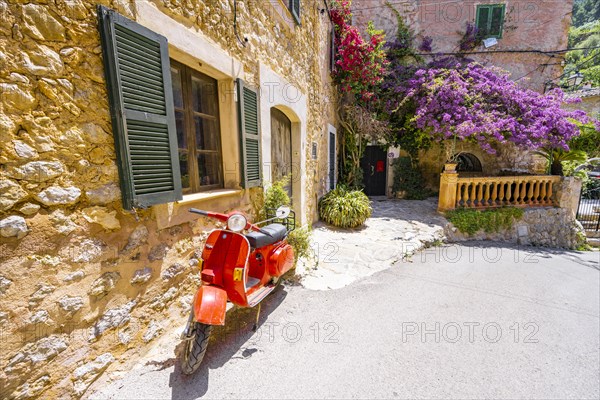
[181, 322, 212, 375]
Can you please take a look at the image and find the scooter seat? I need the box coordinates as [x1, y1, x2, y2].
[245, 223, 287, 248]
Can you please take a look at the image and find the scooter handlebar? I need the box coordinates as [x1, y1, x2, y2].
[189, 208, 208, 216]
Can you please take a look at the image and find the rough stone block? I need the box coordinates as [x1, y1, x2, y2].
[0, 180, 28, 211]
[35, 185, 81, 206]
[88, 272, 121, 298]
[0, 215, 29, 239]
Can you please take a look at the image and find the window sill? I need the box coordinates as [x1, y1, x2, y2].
[177, 189, 243, 205]
[154, 188, 245, 230]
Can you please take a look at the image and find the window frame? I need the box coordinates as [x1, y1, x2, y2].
[171, 60, 224, 194]
[475, 4, 506, 39]
[288, 0, 301, 25]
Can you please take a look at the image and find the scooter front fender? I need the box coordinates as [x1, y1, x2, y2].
[194, 285, 227, 326]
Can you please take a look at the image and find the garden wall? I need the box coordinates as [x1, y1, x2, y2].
[444, 178, 587, 249]
[414, 141, 547, 193]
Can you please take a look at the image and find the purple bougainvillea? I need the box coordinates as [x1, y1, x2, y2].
[418, 36, 433, 52]
[385, 62, 590, 154]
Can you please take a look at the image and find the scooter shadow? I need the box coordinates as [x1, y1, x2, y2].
[168, 284, 289, 399]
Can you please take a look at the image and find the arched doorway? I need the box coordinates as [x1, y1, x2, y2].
[455, 153, 482, 172]
[270, 108, 293, 198]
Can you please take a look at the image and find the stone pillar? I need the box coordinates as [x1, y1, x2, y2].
[438, 170, 458, 212]
[555, 177, 583, 219]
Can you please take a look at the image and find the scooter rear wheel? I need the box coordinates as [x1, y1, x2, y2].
[181, 322, 212, 375]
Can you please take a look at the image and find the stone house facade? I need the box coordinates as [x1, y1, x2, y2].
[352, 0, 573, 93]
[0, 1, 338, 398]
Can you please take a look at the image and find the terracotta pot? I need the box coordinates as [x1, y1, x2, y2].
[444, 163, 458, 172]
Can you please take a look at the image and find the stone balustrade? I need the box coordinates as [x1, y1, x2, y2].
[438, 172, 562, 211]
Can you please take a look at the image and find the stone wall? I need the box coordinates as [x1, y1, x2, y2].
[444, 178, 587, 250]
[351, 0, 572, 93]
[414, 141, 547, 192]
[0, 0, 336, 398]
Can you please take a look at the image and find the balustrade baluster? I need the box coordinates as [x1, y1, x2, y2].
[491, 182, 498, 207]
[505, 180, 513, 205]
[540, 180, 548, 205]
[463, 183, 470, 207]
[519, 180, 527, 205]
[527, 180, 534, 205]
[499, 182, 505, 205]
[547, 179, 555, 205]
[456, 182, 463, 207]
[484, 182, 491, 207]
[477, 182, 484, 207]
[533, 180, 540, 205]
[470, 182, 477, 208]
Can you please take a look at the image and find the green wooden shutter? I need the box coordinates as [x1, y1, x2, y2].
[476, 5, 490, 35]
[289, 0, 301, 25]
[97, 5, 182, 210]
[237, 79, 262, 188]
[489, 5, 505, 38]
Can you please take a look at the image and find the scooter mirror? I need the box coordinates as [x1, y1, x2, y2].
[276, 206, 291, 219]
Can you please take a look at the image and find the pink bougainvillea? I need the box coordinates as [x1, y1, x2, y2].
[330, 0, 388, 102]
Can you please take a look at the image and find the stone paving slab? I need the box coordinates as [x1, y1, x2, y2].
[297, 197, 447, 290]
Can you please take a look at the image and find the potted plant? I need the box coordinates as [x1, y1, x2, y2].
[443, 135, 460, 172]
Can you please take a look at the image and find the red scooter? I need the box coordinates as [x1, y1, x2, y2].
[180, 206, 295, 374]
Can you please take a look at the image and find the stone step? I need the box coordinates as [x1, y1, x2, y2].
[585, 230, 600, 239]
[587, 238, 600, 247]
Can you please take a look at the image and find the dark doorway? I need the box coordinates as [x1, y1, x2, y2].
[270, 108, 292, 198]
[361, 146, 387, 196]
[329, 131, 336, 190]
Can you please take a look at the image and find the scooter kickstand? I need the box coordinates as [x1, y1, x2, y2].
[253, 303, 262, 332]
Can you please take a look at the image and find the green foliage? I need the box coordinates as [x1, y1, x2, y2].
[261, 175, 312, 265]
[286, 225, 312, 262]
[318, 185, 372, 228]
[391, 157, 433, 199]
[262, 175, 291, 218]
[569, 120, 600, 157]
[533, 147, 588, 176]
[572, 0, 600, 28]
[564, 20, 600, 88]
[446, 207, 524, 236]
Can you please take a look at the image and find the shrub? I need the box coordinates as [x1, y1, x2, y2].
[258, 175, 291, 221]
[446, 207, 524, 236]
[262, 176, 311, 264]
[392, 157, 433, 199]
[286, 225, 312, 262]
[319, 186, 372, 228]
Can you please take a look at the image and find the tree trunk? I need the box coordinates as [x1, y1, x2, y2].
[550, 160, 563, 176]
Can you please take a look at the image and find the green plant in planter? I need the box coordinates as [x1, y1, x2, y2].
[319, 185, 372, 228]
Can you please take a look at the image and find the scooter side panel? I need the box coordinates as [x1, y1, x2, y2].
[193, 285, 227, 325]
[203, 230, 250, 306]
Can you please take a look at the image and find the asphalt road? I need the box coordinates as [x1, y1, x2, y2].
[88, 243, 600, 400]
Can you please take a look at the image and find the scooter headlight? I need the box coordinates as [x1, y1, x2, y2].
[227, 214, 247, 232]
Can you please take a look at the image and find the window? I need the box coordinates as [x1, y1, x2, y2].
[476, 4, 505, 38]
[170, 61, 223, 193]
[288, 0, 301, 25]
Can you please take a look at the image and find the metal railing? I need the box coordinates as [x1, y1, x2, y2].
[576, 187, 600, 232]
